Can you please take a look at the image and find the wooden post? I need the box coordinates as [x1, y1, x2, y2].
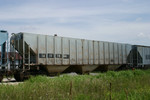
[124, 88, 128, 100]
[110, 83, 112, 100]
[69, 81, 72, 100]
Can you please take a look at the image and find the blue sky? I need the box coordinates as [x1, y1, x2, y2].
[0, 0, 150, 45]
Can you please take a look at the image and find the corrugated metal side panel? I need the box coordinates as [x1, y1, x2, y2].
[24, 34, 37, 54]
[143, 47, 146, 64]
[126, 44, 132, 64]
[54, 37, 62, 65]
[118, 44, 123, 64]
[62, 38, 69, 65]
[146, 47, 148, 64]
[142, 47, 145, 64]
[88, 40, 93, 65]
[145, 47, 147, 64]
[70, 39, 76, 64]
[147, 48, 149, 64]
[122, 44, 126, 64]
[83, 40, 88, 65]
[126, 44, 131, 55]
[137, 47, 143, 56]
[94, 41, 99, 64]
[38, 35, 46, 64]
[99, 41, 104, 64]
[141, 47, 143, 64]
[137, 47, 143, 64]
[114, 43, 118, 64]
[82, 40, 89, 65]
[145, 47, 148, 64]
[77, 39, 83, 65]
[47, 36, 54, 65]
[104, 42, 109, 64]
[109, 42, 114, 64]
[144, 47, 150, 64]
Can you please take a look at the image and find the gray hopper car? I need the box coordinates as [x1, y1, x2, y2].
[10, 32, 132, 76]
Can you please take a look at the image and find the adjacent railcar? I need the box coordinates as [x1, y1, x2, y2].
[0, 30, 9, 81]
[131, 45, 150, 67]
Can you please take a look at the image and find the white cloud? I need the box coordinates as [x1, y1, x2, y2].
[135, 17, 142, 22]
[137, 32, 145, 37]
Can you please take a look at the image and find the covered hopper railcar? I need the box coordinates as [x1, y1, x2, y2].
[9, 32, 133, 80]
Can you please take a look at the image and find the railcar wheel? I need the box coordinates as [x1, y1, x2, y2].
[14, 72, 24, 82]
[0, 74, 3, 82]
[6, 71, 13, 81]
[23, 72, 30, 80]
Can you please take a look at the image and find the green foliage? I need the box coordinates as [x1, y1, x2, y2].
[0, 69, 150, 100]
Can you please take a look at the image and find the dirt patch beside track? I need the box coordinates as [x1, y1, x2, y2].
[0, 78, 23, 85]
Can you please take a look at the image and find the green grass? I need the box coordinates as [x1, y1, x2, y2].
[0, 69, 150, 100]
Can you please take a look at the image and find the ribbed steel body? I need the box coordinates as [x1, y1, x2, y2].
[12, 32, 132, 66]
